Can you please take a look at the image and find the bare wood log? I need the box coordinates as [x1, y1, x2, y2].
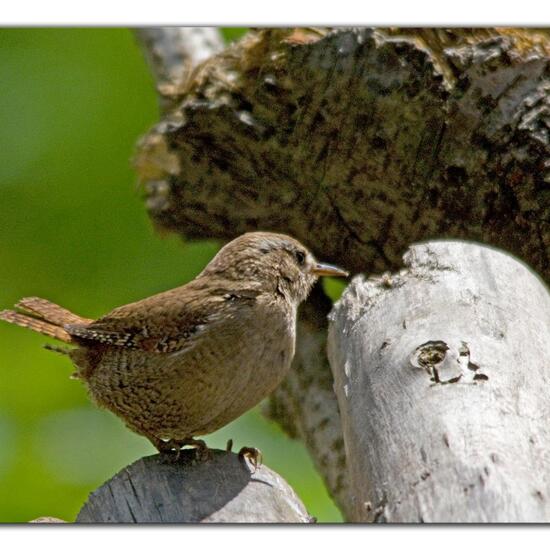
[77, 450, 313, 523]
[327, 241, 550, 522]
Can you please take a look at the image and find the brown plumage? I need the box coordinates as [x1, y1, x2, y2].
[0, 232, 347, 453]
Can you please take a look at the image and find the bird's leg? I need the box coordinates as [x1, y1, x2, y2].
[226, 438, 233, 452]
[238, 446, 262, 471]
[149, 435, 180, 454]
[148, 435, 212, 463]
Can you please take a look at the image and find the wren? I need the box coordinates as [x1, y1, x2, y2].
[0, 232, 347, 456]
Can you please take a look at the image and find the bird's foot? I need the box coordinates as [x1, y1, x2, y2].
[152, 438, 183, 462]
[151, 436, 211, 462]
[238, 446, 262, 471]
[154, 438, 179, 454]
[177, 437, 212, 463]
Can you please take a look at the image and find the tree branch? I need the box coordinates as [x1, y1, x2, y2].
[134, 27, 224, 112]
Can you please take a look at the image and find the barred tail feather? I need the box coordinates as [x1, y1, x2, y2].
[0, 310, 73, 343]
[15, 297, 93, 325]
[0, 296, 91, 344]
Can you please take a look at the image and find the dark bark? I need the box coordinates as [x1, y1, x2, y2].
[136, 28, 549, 282]
[262, 286, 351, 516]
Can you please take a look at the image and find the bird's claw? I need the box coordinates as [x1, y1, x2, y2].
[238, 446, 262, 471]
[191, 440, 213, 462]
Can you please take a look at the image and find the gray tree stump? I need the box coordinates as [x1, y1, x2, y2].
[328, 241, 550, 522]
[77, 450, 313, 523]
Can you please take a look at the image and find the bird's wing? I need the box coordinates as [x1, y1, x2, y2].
[65, 283, 259, 354]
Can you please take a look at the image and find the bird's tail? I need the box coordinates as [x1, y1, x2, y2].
[0, 297, 93, 344]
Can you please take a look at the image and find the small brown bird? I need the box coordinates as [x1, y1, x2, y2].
[1, 232, 347, 457]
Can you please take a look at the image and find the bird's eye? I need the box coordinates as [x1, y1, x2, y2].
[295, 250, 306, 266]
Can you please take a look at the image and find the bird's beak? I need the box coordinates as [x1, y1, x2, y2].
[312, 262, 349, 278]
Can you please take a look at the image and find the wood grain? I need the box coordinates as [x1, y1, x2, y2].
[77, 450, 313, 523]
[328, 241, 550, 522]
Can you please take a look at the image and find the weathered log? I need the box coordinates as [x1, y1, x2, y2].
[136, 27, 549, 282]
[328, 241, 550, 522]
[77, 450, 313, 523]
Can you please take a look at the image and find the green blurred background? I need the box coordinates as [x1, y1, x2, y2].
[0, 28, 343, 522]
